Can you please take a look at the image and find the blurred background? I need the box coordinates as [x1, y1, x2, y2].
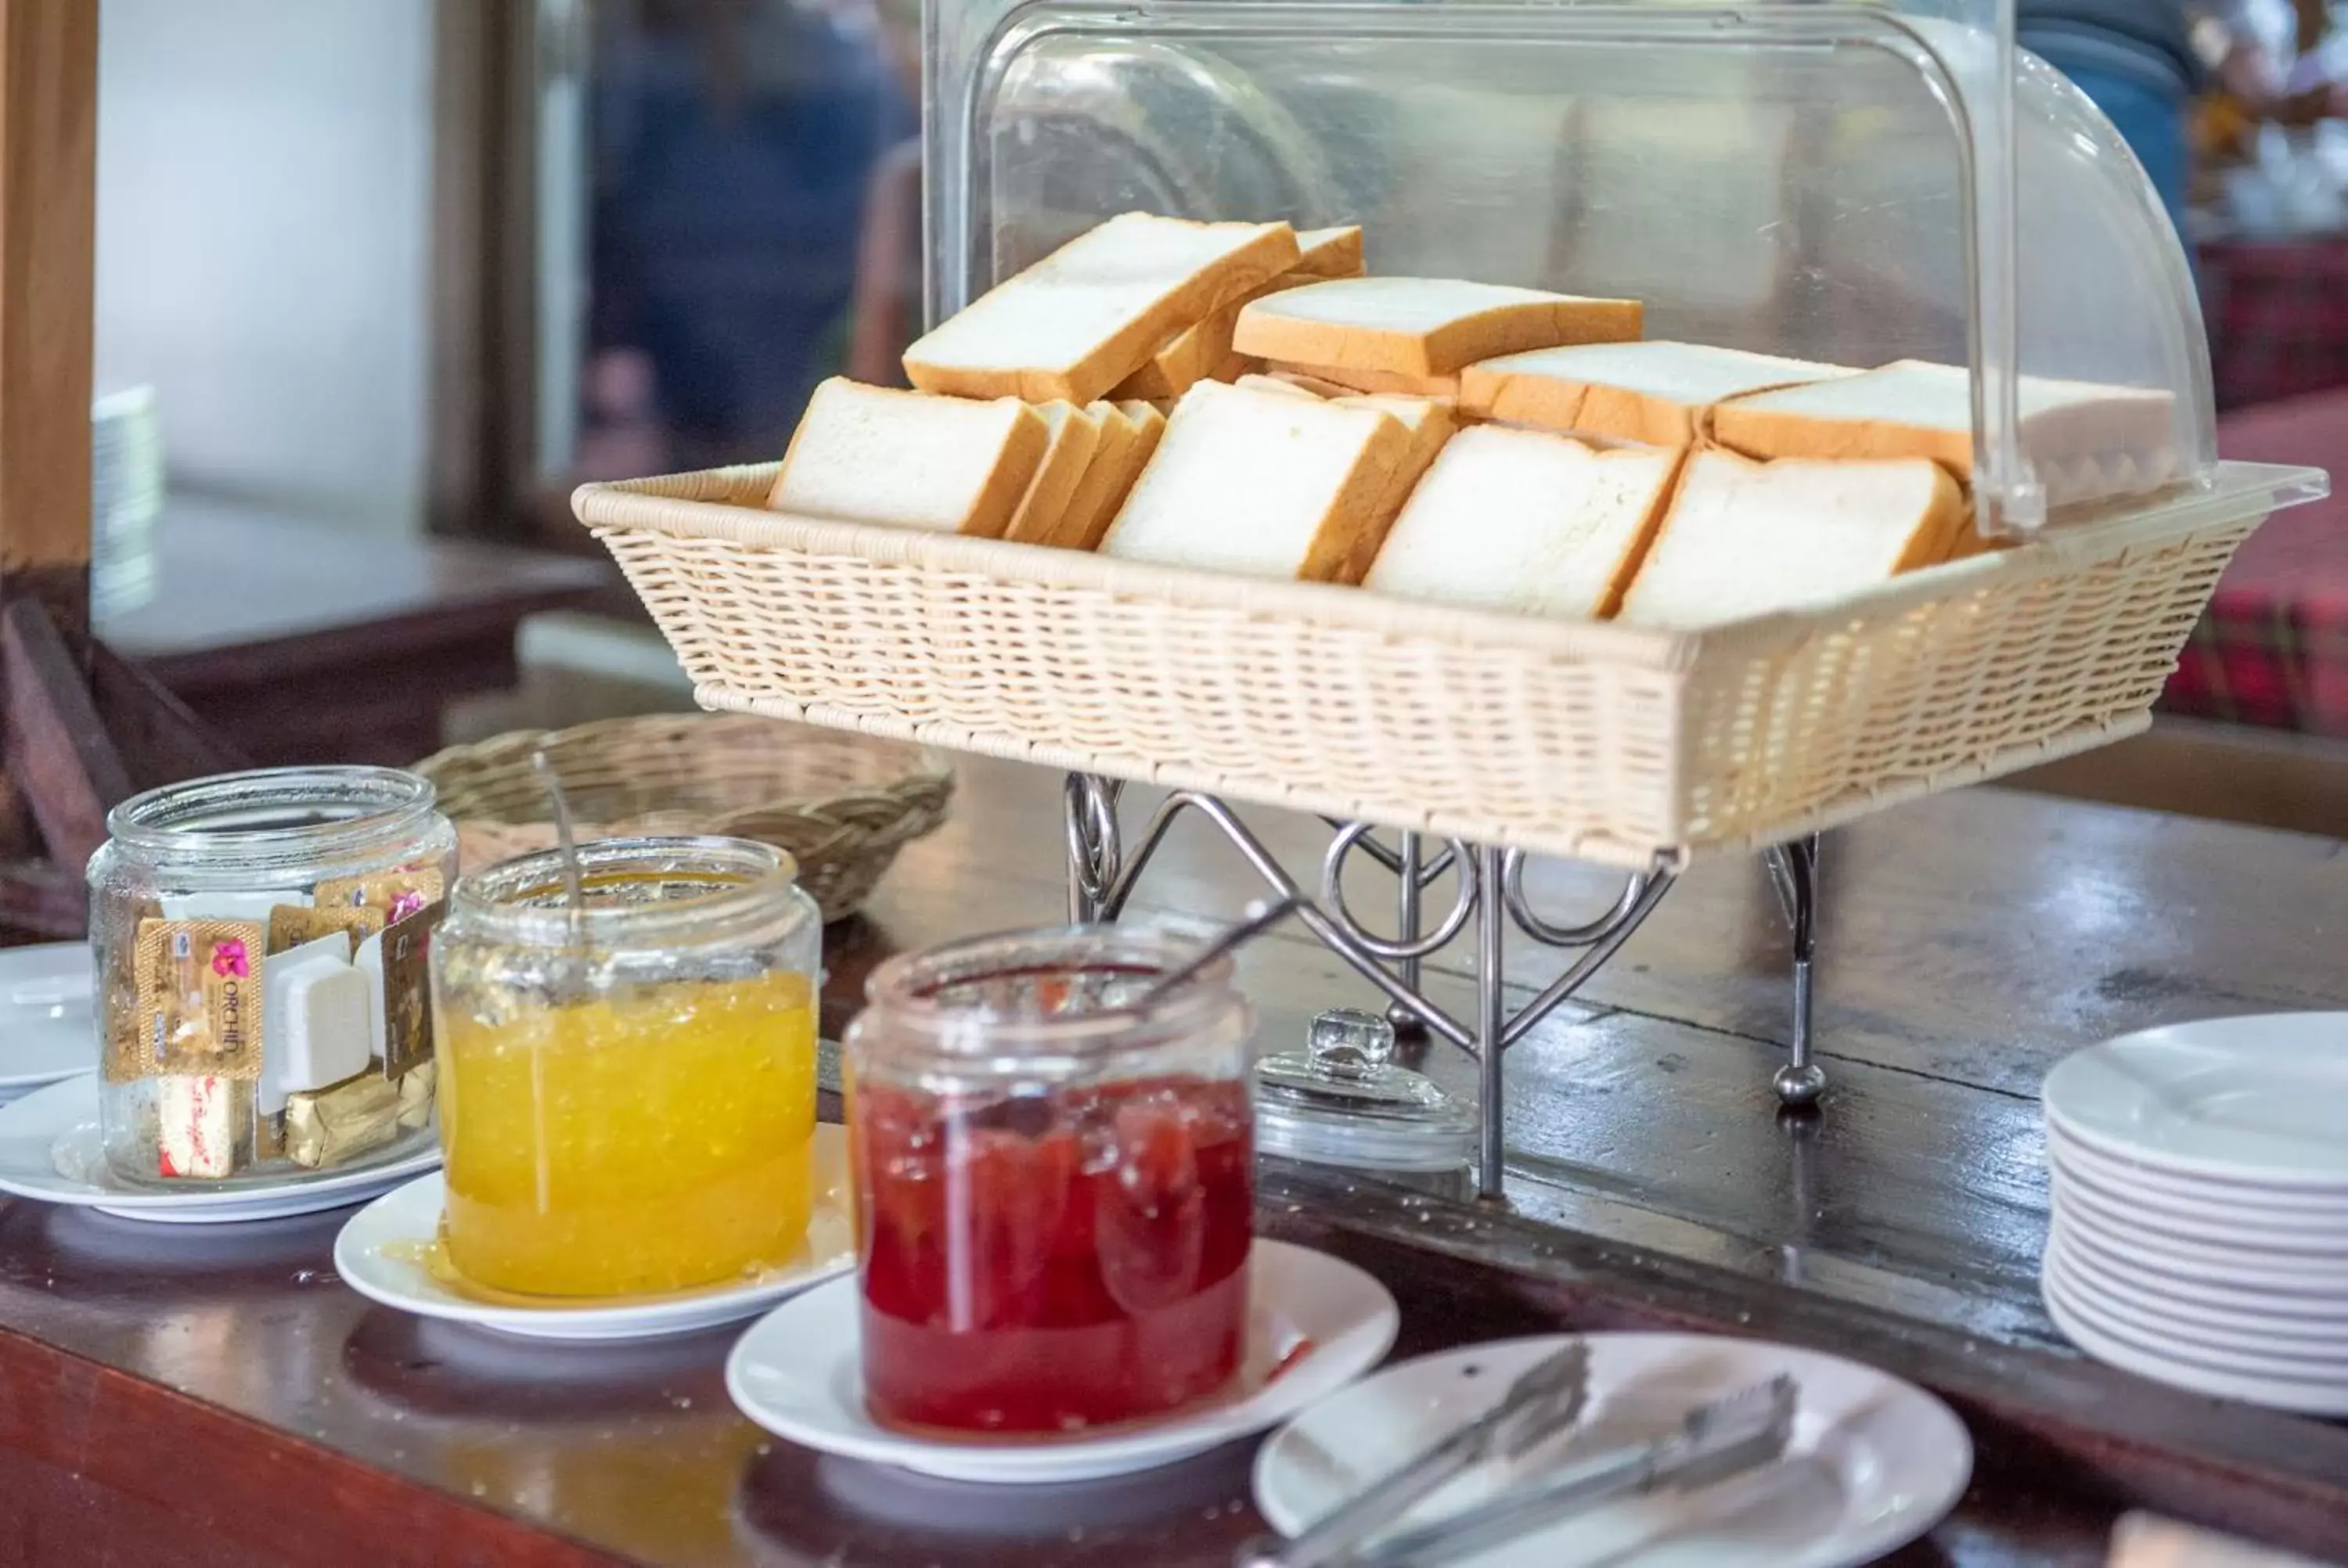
[83, 0, 2348, 835]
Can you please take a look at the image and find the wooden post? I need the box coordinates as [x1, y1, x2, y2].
[0, 0, 98, 868]
[0, 0, 97, 630]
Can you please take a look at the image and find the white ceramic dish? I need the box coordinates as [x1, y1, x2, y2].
[2049, 1216, 2348, 1322]
[2047, 1127, 2348, 1211]
[0, 943, 95, 1098]
[2051, 1156, 2348, 1260]
[334, 1123, 855, 1341]
[0, 1074, 437, 1223]
[2043, 1267, 2348, 1418]
[2050, 1200, 2348, 1295]
[726, 1239, 1399, 1483]
[2049, 1131, 2348, 1225]
[2044, 1237, 2348, 1359]
[1253, 1332, 1972, 1568]
[2041, 1012, 2348, 1185]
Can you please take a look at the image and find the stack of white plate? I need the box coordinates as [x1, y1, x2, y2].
[0, 944, 95, 1108]
[2040, 1012, 2348, 1417]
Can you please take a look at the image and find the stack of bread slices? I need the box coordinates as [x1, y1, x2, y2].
[765, 212, 2178, 630]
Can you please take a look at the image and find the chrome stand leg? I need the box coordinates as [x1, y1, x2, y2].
[1388, 831, 1428, 1038]
[1768, 833, 1825, 1109]
[1475, 844, 1507, 1202]
[1063, 773, 1120, 924]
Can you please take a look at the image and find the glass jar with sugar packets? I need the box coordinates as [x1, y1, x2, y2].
[1254, 1009, 1478, 1200]
[87, 767, 458, 1188]
[429, 836, 822, 1299]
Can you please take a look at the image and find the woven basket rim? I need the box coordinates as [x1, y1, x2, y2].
[577, 458, 2323, 661]
[413, 714, 953, 829]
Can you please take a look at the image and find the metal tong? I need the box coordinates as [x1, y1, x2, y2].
[1348, 1373, 1800, 1568]
[1234, 1340, 1593, 1568]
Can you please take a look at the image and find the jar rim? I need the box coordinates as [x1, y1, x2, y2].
[106, 766, 440, 865]
[858, 922, 1237, 1059]
[448, 834, 805, 948]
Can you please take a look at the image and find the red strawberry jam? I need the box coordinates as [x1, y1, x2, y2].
[852, 1075, 1254, 1435]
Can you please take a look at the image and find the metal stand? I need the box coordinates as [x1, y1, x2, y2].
[1063, 775, 1824, 1200]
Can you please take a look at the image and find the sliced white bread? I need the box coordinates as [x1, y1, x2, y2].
[1053, 401, 1168, 551]
[1233, 276, 1642, 377]
[1334, 392, 1456, 578]
[1365, 426, 1679, 620]
[1460, 340, 1856, 445]
[902, 213, 1302, 406]
[1237, 372, 1320, 400]
[1001, 401, 1105, 545]
[1615, 451, 1965, 629]
[1102, 381, 1410, 583]
[1109, 225, 1368, 401]
[1291, 225, 1366, 279]
[1709, 359, 2180, 503]
[1266, 361, 1463, 400]
[1265, 366, 1374, 398]
[1031, 402, 1136, 550]
[769, 378, 1050, 537]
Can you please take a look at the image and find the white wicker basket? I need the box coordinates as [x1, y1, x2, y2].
[575, 460, 2314, 869]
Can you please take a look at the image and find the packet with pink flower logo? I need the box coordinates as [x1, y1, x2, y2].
[129, 918, 266, 1081]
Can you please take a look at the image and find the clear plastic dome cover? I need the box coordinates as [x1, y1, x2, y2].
[924, 0, 2220, 535]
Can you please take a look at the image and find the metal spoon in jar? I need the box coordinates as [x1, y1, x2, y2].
[1133, 894, 1302, 1009]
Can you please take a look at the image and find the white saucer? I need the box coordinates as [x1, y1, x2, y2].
[0, 943, 95, 1099]
[2049, 1127, 2348, 1216]
[0, 1074, 438, 1223]
[2050, 1136, 2348, 1229]
[1254, 1332, 1972, 1568]
[2051, 1157, 2348, 1261]
[2044, 1238, 2348, 1360]
[2051, 1201, 2348, 1295]
[2049, 1216, 2348, 1322]
[334, 1123, 854, 1341]
[2042, 1012, 2348, 1185]
[2043, 1267, 2348, 1418]
[726, 1239, 1399, 1483]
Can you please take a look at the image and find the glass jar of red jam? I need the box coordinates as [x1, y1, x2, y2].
[844, 925, 1255, 1437]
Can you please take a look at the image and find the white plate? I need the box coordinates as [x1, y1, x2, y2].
[2043, 1267, 2348, 1418]
[2050, 1198, 2348, 1295]
[2044, 1235, 2348, 1359]
[335, 1123, 855, 1342]
[2051, 1156, 2348, 1258]
[2041, 1013, 2348, 1186]
[2049, 1130, 2348, 1224]
[0, 943, 95, 1094]
[726, 1239, 1399, 1484]
[1254, 1333, 1972, 1568]
[0, 1074, 438, 1223]
[2051, 1215, 2348, 1322]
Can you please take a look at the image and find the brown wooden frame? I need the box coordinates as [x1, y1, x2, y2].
[0, 0, 246, 941]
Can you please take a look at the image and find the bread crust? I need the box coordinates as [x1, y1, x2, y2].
[905, 216, 1304, 406]
[1002, 403, 1104, 545]
[1236, 282, 1640, 376]
[963, 401, 1057, 537]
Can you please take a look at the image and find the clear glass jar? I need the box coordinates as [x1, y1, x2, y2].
[844, 925, 1255, 1436]
[87, 767, 458, 1188]
[430, 836, 822, 1299]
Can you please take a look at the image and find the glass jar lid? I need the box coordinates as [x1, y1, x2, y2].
[1255, 1009, 1477, 1174]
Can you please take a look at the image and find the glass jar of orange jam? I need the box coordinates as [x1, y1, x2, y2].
[429, 836, 820, 1298]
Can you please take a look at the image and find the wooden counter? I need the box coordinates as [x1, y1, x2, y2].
[1, 756, 2344, 1566]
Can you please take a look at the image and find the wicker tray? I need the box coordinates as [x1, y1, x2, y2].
[574, 461, 2317, 869]
[414, 715, 953, 922]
